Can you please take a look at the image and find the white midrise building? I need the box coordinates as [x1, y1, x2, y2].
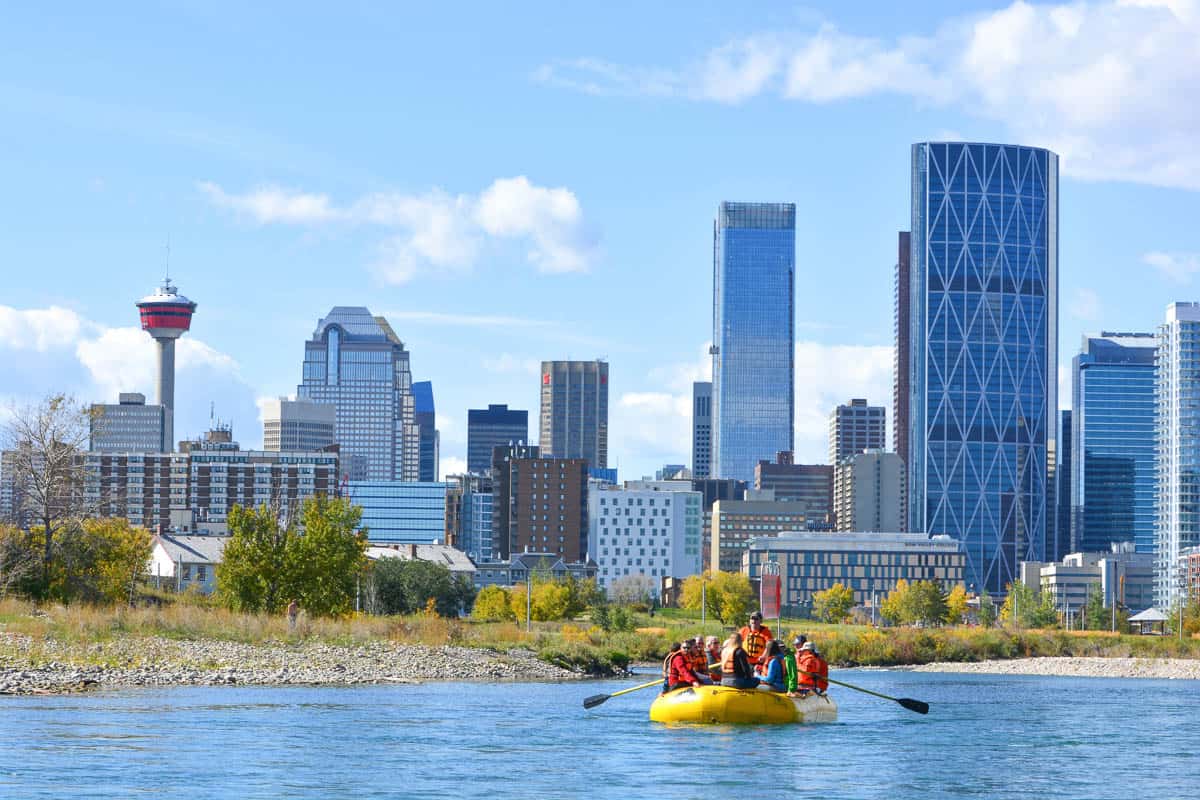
[588, 480, 702, 597]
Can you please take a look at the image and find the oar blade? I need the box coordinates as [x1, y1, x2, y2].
[582, 693, 610, 709]
[898, 697, 929, 715]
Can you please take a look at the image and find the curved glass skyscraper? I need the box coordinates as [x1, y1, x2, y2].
[908, 143, 1058, 594]
[712, 202, 795, 483]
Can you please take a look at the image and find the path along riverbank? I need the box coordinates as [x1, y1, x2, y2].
[910, 656, 1200, 680]
[0, 632, 580, 695]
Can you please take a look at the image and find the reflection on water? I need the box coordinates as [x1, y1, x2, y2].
[1, 671, 1197, 799]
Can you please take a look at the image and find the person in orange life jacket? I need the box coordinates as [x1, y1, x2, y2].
[756, 640, 787, 693]
[666, 641, 704, 692]
[686, 639, 713, 684]
[795, 641, 829, 694]
[738, 611, 773, 673]
[719, 632, 759, 690]
[705, 635, 722, 683]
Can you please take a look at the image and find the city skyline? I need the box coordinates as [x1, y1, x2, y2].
[2, 2, 1200, 483]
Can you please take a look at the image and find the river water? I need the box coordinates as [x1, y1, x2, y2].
[2, 670, 1196, 799]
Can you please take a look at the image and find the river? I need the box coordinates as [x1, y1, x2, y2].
[2, 670, 1196, 798]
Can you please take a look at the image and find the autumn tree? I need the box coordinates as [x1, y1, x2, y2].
[472, 585, 515, 621]
[812, 582, 855, 623]
[944, 584, 970, 625]
[680, 571, 755, 624]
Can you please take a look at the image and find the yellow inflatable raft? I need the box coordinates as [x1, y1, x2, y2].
[649, 685, 838, 725]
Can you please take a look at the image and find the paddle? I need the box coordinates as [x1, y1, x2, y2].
[800, 670, 929, 714]
[583, 678, 664, 709]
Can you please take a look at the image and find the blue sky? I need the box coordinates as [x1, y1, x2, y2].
[3, 0, 1199, 479]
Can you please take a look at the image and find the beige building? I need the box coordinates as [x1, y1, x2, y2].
[710, 497, 808, 572]
[834, 450, 905, 532]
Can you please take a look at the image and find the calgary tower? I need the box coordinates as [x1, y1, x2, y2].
[136, 277, 197, 451]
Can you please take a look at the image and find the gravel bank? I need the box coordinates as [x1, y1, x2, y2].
[0, 632, 580, 695]
[910, 656, 1200, 680]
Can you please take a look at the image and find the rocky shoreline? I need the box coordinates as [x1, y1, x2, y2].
[910, 656, 1200, 680]
[0, 632, 581, 695]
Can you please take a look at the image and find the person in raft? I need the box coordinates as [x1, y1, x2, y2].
[795, 641, 829, 695]
[756, 640, 787, 693]
[686, 638, 713, 684]
[665, 640, 705, 692]
[738, 611, 773, 673]
[705, 635, 722, 683]
[719, 632, 759, 689]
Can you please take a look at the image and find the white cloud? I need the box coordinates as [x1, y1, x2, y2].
[1069, 287, 1102, 320]
[0, 305, 87, 351]
[536, 0, 1200, 189]
[201, 176, 597, 283]
[481, 353, 542, 376]
[439, 455, 468, 482]
[1144, 251, 1200, 282]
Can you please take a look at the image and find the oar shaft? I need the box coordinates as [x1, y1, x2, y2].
[607, 678, 665, 699]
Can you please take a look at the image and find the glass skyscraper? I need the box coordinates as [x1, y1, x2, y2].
[297, 307, 419, 482]
[712, 201, 795, 483]
[1071, 333, 1157, 555]
[1155, 303, 1200, 608]
[413, 380, 438, 482]
[539, 360, 608, 468]
[908, 142, 1058, 594]
[466, 404, 528, 474]
[347, 480, 447, 545]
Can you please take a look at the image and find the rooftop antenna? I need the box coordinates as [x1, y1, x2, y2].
[210, 401, 215, 427]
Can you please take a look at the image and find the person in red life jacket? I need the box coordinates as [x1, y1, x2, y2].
[686, 639, 713, 684]
[666, 640, 704, 692]
[720, 632, 759, 690]
[661, 641, 682, 694]
[738, 611, 773, 673]
[795, 641, 829, 694]
[705, 635, 722, 683]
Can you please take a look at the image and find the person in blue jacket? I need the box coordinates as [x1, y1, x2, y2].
[756, 640, 787, 693]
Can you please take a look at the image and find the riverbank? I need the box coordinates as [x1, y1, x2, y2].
[0, 631, 579, 695]
[911, 656, 1200, 680]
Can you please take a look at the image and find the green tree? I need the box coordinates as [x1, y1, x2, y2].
[999, 581, 1036, 627]
[82, 518, 152, 604]
[978, 590, 997, 627]
[365, 557, 474, 617]
[290, 495, 367, 617]
[0, 523, 39, 598]
[908, 581, 949, 626]
[680, 571, 754, 624]
[473, 585, 515, 621]
[1082, 584, 1109, 630]
[812, 582, 855, 623]
[944, 584, 969, 625]
[879, 579, 911, 625]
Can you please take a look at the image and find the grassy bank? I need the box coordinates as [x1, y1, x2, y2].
[3, 598, 1199, 677]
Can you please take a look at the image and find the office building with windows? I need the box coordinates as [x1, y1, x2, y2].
[1071, 333, 1156, 555]
[261, 398, 336, 453]
[692, 381, 712, 479]
[589, 480, 702, 594]
[297, 307, 419, 482]
[1054, 410, 1073, 562]
[412, 381, 439, 482]
[347, 481, 447, 545]
[539, 360, 608, 468]
[712, 202, 795, 482]
[829, 399, 886, 465]
[834, 450, 905, 533]
[445, 472, 494, 562]
[753, 452, 833, 525]
[90, 393, 166, 452]
[466, 404, 528, 474]
[710, 498, 808, 573]
[908, 142, 1059, 594]
[894, 231, 912, 490]
[1155, 303, 1200, 608]
[491, 444, 588, 561]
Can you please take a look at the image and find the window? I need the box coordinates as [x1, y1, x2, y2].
[198, 566, 207, 581]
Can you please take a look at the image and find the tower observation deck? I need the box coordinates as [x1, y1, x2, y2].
[136, 278, 196, 451]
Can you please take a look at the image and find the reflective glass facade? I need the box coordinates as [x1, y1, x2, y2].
[297, 307, 418, 481]
[1155, 303, 1200, 608]
[349, 480, 447, 545]
[909, 142, 1058, 594]
[467, 404, 528, 474]
[413, 381, 438, 482]
[1071, 333, 1156, 554]
[712, 202, 795, 483]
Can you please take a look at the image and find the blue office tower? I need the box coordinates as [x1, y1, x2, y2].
[1071, 333, 1157, 555]
[413, 381, 439, 483]
[711, 202, 795, 483]
[908, 143, 1058, 594]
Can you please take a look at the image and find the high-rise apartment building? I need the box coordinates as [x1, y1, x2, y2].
[539, 360, 608, 468]
[829, 399, 886, 465]
[296, 307, 419, 482]
[491, 444, 588, 561]
[711, 498, 808, 573]
[261, 398, 336, 453]
[90, 393, 166, 452]
[445, 472, 494, 562]
[466, 404, 528, 474]
[1071, 333, 1157, 555]
[691, 477, 747, 571]
[413, 381, 439, 483]
[833, 450, 905, 533]
[894, 231, 912, 482]
[753, 452, 833, 526]
[589, 480, 702, 594]
[712, 202, 795, 482]
[692, 381, 712, 479]
[1155, 303, 1200, 608]
[908, 142, 1059, 594]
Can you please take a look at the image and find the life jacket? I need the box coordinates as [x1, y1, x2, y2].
[797, 651, 828, 691]
[667, 651, 695, 687]
[720, 644, 738, 675]
[689, 648, 708, 676]
[739, 625, 772, 661]
[707, 646, 722, 680]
